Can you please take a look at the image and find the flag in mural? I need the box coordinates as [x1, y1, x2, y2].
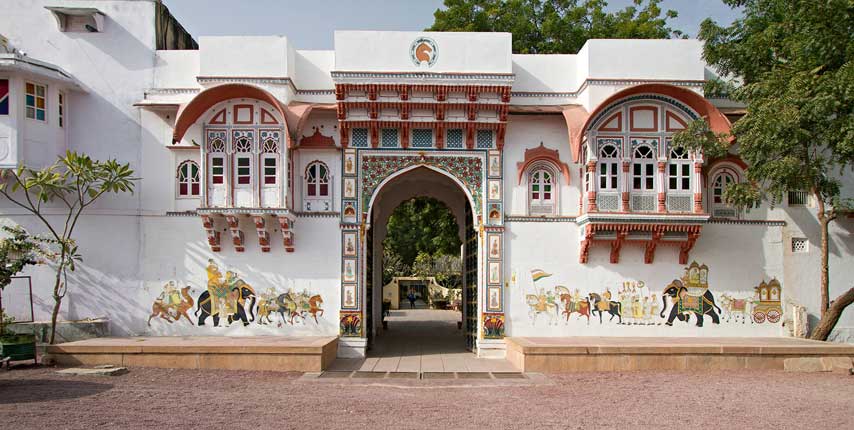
[530, 269, 552, 282]
[0, 79, 8, 115]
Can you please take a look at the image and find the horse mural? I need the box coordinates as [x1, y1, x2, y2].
[555, 286, 590, 324]
[589, 291, 622, 324]
[274, 291, 324, 325]
[720, 293, 754, 323]
[526, 290, 559, 326]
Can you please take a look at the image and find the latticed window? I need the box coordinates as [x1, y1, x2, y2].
[446, 129, 464, 148]
[234, 138, 252, 153]
[476, 130, 494, 149]
[306, 161, 329, 197]
[529, 168, 555, 215]
[791, 237, 808, 253]
[177, 161, 200, 197]
[208, 139, 226, 185]
[381, 128, 398, 148]
[262, 139, 278, 186]
[411, 129, 433, 148]
[351, 128, 369, 147]
[632, 145, 655, 191]
[208, 139, 226, 153]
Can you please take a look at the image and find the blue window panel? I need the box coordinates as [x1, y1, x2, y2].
[351, 128, 368, 148]
[477, 130, 494, 149]
[446, 129, 463, 149]
[411, 129, 433, 148]
[381, 128, 398, 148]
[26, 95, 34, 107]
[36, 110, 45, 121]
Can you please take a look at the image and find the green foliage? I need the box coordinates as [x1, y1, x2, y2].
[0, 226, 39, 291]
[382, 245, 410, 285]
[411, 251, 434, 279]
[384, 197, 462, 267]
[428, 0, 684, 54]
[0, 151, 137, 343]
[679, 0, 854, 213]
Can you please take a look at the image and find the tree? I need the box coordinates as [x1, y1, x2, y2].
[0, 152, 136, 344]
[0, 226, 42, 338]
[675, 0, 854, 341]
[382, 245, 410, 285]
[384, 197, 462, 268]
[427, 0, 683, 54]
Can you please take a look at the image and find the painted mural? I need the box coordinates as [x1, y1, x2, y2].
[147, 260, 325, 330]
[517, 262, 783, 332]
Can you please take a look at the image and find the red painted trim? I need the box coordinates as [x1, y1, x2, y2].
[260, 108, 279, 125]
[173, 83, 291, 146]
[705, 154, 748, 173]
[232, 104, 255, 125]
[209, 108, 227, 125]
[664, 110, 687, 132]
[516, 143, 571, 185]
[597, 111, 622, 132]
[628, 106, 658, 132]
[572, 83, 733, 162]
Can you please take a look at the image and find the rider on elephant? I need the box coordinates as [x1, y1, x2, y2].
[206, 260, 233, 318]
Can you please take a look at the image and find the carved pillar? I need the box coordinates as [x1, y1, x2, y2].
[693, 163, 704, 213]
[496, 124, 506, 150]
[254, 216, 270, 252]
[369, 123, 378, 148]
[586, 161, 598, 212]
[465, 124, 475, 150]
[340, 125, 350, 148]
[400, 124, 410, 149]
[657, 161, 667, 212]
[621, 161, 630, 212]
[435, 123, 445, 149]
[225, 215, 244, 252]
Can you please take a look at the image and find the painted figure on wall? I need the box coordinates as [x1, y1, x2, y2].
[275, 290, 325, 324]
[660, 262, 721, 327]
[196, 260, 257, 327]
[751, 279, 783, 324]
[147, 282, 195, 326]
[589, 290, 622, 324]
[556, 286, 590, 324]
[525, 269, 559, 325]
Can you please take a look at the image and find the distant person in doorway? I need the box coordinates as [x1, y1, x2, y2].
[407, 290, 417, 309]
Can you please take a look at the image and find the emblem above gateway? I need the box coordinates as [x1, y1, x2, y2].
[410, 36, 438, 68]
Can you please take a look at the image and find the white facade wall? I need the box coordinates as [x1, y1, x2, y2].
[0, 5, 851, 343]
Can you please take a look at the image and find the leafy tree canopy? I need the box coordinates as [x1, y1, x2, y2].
[384, 197, 462, 269]
[427, 0, 683, 54]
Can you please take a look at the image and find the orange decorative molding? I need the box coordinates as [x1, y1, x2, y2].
[253, 216, 270, 252]
[579, 223, 703, 265]
[516, 143, 571, 185]
[597, 111, 622, 132]
[299, 127, 336, 148]
[209, 108, 227, 125]
[664, 110, 687, 131]
[704, 154, 748, 173]
[173, 83, 291, 146]
[260, 108, 279, 125]
[572, 83, 733, 162]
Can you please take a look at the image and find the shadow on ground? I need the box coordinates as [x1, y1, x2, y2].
[0, 378, 112, 403]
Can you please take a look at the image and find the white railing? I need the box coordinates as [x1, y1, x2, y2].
[631, 193, 657, 212]
[596, 192, 621, 212]
[667, 194, 693, 212]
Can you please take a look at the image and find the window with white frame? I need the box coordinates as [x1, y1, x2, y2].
[261, 138, 278, 185]
[233, 137, 253, 186]
[528, 166, 556, 215]
[711, 170, 737, 217]
[632, 144, 656, 191]
[306, 161, 329, 198]
[208, 139, 226, 185]
[25, 82, 46, 121]
[177, 161, 200, 197]
[598, 143, 620, 191]
[668, 147, 691, 191]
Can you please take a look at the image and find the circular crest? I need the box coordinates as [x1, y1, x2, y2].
[410, 37, 438, 68]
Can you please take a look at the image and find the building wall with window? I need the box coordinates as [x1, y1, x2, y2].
[0, 3, 852, 344]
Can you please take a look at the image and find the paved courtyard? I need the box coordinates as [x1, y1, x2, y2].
[1, 365, 853, 429]
[330, 309, 518, 373]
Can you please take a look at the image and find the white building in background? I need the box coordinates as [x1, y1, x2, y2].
[1, 0, 852, 358]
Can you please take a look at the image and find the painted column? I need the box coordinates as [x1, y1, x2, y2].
[693, 161, 704, 213]
[586, 160, 598, 212]
[483, 149, 505, 341]
[621, 160, 630, 212]
[657, 160, 667, 212]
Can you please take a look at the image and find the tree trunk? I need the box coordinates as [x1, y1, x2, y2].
[810, 287, 854, 341]
[48, 266, 64, 345]
[816, 196, 830, 317]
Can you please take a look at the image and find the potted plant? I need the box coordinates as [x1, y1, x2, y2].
[0, 226, 40, 368]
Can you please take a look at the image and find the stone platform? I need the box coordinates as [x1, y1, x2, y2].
[506, 337, 854, 372]
[46, 336, 338, 372]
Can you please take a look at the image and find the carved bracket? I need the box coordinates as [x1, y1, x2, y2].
[201, 215, 220, 252]
[225, 215, 244, 252]
[680, 230, 701, 264]
[278, 215, 295, 252]
[254, 216, 270, 252]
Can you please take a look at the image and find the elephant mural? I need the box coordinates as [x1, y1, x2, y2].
[196, 265, 257, 327]
[660, 279, 721, 327]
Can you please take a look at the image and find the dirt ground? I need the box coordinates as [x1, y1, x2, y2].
[1, 365, 852, 429]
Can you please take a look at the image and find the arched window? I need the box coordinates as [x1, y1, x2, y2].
[709, 166, 742, 218]
[667, 147, 691, 192]
[177, 161, 200, 197]
[632, 144, 655, 191]
[598, 143, 620, 191]
[528, 166, 556, 215]
[306, 161, 329, 198]
[261, 138, 279, 185]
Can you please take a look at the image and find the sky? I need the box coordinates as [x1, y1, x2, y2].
[163, 0, 741, 50]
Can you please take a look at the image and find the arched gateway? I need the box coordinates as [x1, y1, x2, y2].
[338, 150, 506, 358]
